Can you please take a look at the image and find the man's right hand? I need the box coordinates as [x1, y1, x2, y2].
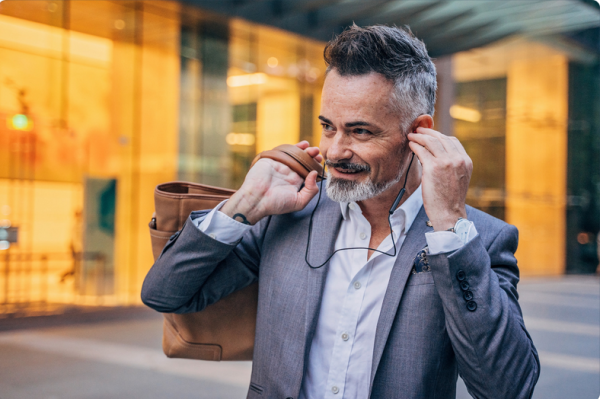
[221, 141, 322, 225]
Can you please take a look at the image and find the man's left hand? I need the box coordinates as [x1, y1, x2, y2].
[407, 128, 472, 231]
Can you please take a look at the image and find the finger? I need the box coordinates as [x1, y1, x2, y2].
[444, 137, 461, 154]
[415, 127, 457, 154]
[295, 141, 310, 150]
[408, 141, 434, 165]
[305, 146, 323, 163]
[408, 132, 446, 157]
[297, 141, 324, 162]
[449, 136, 469, 158]
[415, 127, 440, 136]
[450, 137, 473, 172]
[295, 171, 319, 210]
[441, 136, 471, 168]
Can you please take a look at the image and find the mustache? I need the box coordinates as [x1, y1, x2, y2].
[325, 160, 370, 173]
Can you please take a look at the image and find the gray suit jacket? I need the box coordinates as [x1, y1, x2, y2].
[142, 191, 540, 399]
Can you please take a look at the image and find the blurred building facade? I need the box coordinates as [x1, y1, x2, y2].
[0, 0, 598, 314]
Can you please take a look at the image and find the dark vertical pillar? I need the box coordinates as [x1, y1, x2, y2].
[178, 18, 231, 187]
[566, 61, 600, 273]
[199, 21, 231, 187]
[434, 56, 454, 137]
[179, 24, 201, 182]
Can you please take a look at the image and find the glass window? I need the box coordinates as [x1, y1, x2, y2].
[178, 13, 325, 189]
[0, 0, 326, 312]
[0, 0, 181, 310]
[453, 78, 507, 220]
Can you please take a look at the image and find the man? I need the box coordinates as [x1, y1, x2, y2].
[142, 25, 540, 398]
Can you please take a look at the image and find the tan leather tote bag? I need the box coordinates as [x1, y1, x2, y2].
[148, 144, 323, 361]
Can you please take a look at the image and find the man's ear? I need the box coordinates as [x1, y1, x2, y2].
[410, 115, 433, 132]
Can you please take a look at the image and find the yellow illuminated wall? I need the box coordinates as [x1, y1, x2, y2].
[506, 53, 568, 276]
[0, 0, 180, 308]
[257, 88, 300, 152]
[454, 39, 570, 276]
[115, 2, 181, 304]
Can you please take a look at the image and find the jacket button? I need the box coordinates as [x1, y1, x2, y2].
[459, 281, 470, 291]
[466, 301, 477, 311]
[456, 269, 466, 281]
[463, 290, 474, 301]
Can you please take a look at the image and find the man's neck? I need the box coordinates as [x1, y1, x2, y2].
[357, 162, 422, 230]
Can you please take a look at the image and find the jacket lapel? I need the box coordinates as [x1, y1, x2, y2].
[369, 205, 432, 389]
[304, 192, 342, 364]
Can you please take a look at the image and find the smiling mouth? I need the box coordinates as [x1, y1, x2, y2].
[334, 167, 364, 174]
[326, 161, 370, 176]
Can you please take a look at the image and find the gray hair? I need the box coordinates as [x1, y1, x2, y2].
[324, 24, 437, 133]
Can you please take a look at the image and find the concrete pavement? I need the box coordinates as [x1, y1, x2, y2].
[0, 276, 598, 399]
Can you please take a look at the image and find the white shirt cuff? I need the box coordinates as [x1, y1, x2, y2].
[192, 200, 252, 244]
[425, 221, 477, 255]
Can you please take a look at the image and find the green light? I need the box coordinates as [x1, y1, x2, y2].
[12, 114, 29, 130]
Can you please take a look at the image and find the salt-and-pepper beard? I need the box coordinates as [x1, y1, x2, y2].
[325, 147, 411, 203]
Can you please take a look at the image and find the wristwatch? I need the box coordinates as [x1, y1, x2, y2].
[447, 217, 472, 245]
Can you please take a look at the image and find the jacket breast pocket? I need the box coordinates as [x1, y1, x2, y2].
[407, 271, 434, 286]
[249, 382, 264, 395]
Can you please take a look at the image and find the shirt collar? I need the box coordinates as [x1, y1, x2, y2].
[339, 185, 423, 233]
[340, 201, 351, 220]
[394, 184, 423, 233]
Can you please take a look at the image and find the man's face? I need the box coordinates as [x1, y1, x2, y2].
[319, 69, 410, 203]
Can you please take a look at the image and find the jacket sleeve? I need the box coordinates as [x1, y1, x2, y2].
[428, 224, 540, 399]
[141, 210, 268, 314]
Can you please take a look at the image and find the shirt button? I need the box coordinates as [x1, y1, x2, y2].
[332, 386, 339, 394]
[353, 281, 361, 289]
[359, 232, 367, 240]
[341, 332, 349, 341]
[456, 269, 466, 281]
[349, 203, 356, 210]
[209, 233, 216, 239]
[459, 281, 470, 291]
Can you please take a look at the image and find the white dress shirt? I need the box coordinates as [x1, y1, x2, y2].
[192, 186, 477, 398]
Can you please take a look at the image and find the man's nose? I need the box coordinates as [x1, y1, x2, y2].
[326, 132, 353, 162]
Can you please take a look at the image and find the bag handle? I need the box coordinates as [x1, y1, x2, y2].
[251, 144, 324, 181]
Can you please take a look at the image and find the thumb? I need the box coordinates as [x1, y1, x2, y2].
[294, 171, 319, 210]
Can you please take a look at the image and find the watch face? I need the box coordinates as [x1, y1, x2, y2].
[454, 218, 471, 237]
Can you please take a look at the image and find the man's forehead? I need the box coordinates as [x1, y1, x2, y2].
[321, 71, 397, 119]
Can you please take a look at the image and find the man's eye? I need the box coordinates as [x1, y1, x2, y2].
[355, 128, 371, 135]
[321, 124, 334, 131]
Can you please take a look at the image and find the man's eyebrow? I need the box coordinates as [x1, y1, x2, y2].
[344, 121, 375, 128]
[318, 115, 333, 125]
[318, 115, 378, 129]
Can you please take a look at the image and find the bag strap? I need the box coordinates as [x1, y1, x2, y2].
[251, 144, 324, 180]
